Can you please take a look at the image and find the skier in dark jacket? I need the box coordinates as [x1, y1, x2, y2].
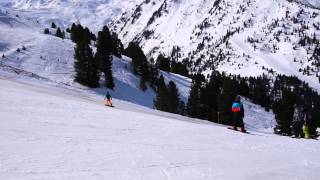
[104, 91, 113, 107]
[232, 95, 246, 132]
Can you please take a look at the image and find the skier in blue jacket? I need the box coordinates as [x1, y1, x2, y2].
[232, 95, 246, 132]
[104, 91, 113, 107]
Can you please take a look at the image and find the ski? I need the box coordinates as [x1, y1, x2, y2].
[228, 127, 250, 134]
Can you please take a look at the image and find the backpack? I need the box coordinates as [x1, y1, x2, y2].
[232, 102, 242, 112]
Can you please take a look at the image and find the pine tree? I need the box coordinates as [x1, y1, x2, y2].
[187, 74, 205, 118]
[83, 27, 92, 43]
[56, 27, 64, 39]
[201, 71, 222, 122]
[87, 48, 100, 88]
[154, 75, 168, 111]
[70, 23, 77, 41]
[149, 60, 159, 89]
[178, 101, 186, 115]
[44, 28, 50, 34]
[124, 42, 146, 74]
[95, 26, 115, 89]
[170, 46, 189, 76]
[272, 90, 296, 135]
[124, 42, 151, 90]
[156, 54, 171, 72]
[71, 24, 85, 44]
[167, 81, 180, 113]
[140, 57, 151, 91]
[74, 40, 99, 88]
[51, 22, 57, 29]
[251, 75, 271, 111]
[171, 60, 189, 77]
[62, 30, 66, 39]
[217, 76, 238, 125]
[111, 32, 124, 58]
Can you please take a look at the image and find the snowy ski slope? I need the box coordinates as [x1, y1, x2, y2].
[0, 71, 319, 180]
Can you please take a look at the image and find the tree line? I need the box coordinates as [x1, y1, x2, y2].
[186, 71, 320, 137]
[124, 42, 183, 113]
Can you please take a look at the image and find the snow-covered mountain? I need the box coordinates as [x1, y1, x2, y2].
[295, 0, 320, 8]
[113, 0, 320, 90]
[0, 0, 143, 30]
[2, 0, 320, 91]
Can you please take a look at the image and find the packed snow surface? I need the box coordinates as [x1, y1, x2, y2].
[1, 73, 320, 180]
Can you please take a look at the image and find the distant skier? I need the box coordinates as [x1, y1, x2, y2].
[303, 121, 310, 139]
[104, 91, 113, 107]
[231, 95, 246, 132]
[302, 107, 311, 139]
[291, 104, 303, 138]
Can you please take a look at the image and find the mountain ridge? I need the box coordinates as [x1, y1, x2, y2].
[112, 0, 320, 90]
